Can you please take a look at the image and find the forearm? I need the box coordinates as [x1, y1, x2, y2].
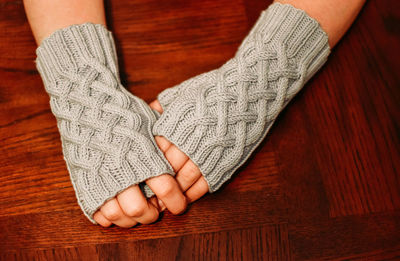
[275, 0, 366, 48]
[23, 0, 106, 45]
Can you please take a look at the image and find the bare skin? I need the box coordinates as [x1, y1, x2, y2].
[24, 0, 365, 228]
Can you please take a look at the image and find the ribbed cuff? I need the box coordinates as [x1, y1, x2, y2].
[253, 2, 331, 81]
[36, 23, 120, 89]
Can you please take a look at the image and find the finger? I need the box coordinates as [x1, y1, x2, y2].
[185, 177, 209, 203]
[93, 211, 112, 227]
[149, 100, 163, 113]
[117, 185, 159, 224]
[155, 136, 172, 152]
[149, 196, 163, 211]
[100, 198, 138, 228]
[146, 174, 187, 215]
[164, 144, 189, 172]
[175, 160, 202, 192]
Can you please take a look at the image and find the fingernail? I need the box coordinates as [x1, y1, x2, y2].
[158, 199, 166, 211]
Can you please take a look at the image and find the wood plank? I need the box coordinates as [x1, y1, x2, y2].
[0, 187, 288, 251]
[288, 211, 400, 260]
[0, 0, 399, 260]
[269, 0, 400, 220]
[107, 0, 249, 102]
[1, 224, 291, 261]
[302, 0, 400, 217]
[333, 247, 400, 261]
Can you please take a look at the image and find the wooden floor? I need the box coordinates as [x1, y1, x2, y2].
[1, 0, 399, 260]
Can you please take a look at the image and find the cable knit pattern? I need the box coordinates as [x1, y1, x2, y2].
[36, 23, 173, 223]
[153, 3, 331, 192]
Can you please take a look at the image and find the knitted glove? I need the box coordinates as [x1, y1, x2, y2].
[35, 23, 173, 223]
[153, 3, 330, 192]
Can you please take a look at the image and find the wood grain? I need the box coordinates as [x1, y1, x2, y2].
[301, 0, 400, 217]
[1, 225, 291, 261]
[0, 0, 399, 260]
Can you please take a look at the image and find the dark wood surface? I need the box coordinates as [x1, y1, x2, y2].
[1, 0, 399, 260]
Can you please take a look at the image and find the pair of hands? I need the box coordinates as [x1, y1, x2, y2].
[93, 100, 208, 228]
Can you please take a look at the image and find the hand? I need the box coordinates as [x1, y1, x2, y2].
[93, 100, 210, 228]
[150, 100, 210, 209]
[93, 174, 188, 228]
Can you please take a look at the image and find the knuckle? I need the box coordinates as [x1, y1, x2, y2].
[100, 220, 112, 227]
[156, 180, 175, 198]
[179, 170, 195, 183]
[102, 207, 121, 221]
[144, 210, 160, 224]
[171, 197, 188, 215]
[124, 204, 147, 217]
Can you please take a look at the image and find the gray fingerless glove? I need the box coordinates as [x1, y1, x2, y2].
[35, 23, 173, 223]
[153, 3, 330, 192]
